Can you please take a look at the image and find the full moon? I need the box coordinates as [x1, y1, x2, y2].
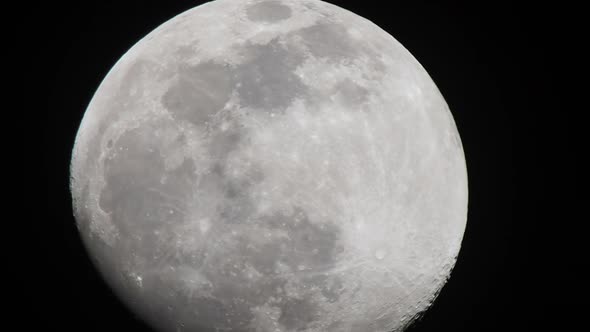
[70, 0, 468, 331]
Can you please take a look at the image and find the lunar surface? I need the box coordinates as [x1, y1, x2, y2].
[70, 0, 468, 331]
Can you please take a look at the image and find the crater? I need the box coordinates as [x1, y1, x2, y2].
[246, 0, 292, 23]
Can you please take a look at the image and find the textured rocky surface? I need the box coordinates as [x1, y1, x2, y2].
[70, 1, 468, 331]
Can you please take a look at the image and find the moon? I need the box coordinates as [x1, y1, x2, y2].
[70, 0, 468, 331]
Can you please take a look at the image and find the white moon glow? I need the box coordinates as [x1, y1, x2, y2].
[70, 0, 468, 331]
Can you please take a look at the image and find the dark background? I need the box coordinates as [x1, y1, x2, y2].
[27, 0, 576, 331]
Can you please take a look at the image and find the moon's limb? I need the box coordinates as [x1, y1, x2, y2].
[70, 0, 468, 331]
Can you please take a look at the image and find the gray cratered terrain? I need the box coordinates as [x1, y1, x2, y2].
[70, 0, 468, 331]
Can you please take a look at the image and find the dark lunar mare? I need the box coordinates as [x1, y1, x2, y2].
[246, 0, 293, 23]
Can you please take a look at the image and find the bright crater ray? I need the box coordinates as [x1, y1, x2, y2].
[70, 0, 468, 331]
